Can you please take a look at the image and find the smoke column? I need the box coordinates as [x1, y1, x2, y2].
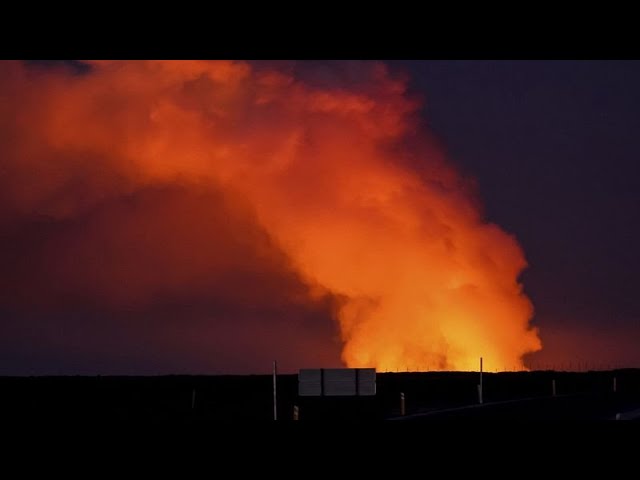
[0, 60, 541, 372]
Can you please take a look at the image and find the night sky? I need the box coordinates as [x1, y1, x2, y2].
[396, 60, 640, 369]
[0, 60, 638, 374]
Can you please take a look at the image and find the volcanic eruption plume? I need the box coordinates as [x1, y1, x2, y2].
[0, 60, 540, 372]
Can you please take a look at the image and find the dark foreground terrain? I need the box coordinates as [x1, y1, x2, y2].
[1, 370, 639, 423]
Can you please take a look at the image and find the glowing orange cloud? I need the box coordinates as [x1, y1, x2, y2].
[0, 60, 541, 371]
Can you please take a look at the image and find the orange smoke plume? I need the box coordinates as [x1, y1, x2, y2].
[0, 60, 541, 371]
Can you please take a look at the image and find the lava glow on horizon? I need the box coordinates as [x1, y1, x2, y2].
[0, 60, 541, 372]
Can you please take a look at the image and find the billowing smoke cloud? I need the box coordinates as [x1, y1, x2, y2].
[0, 60, 540, 373]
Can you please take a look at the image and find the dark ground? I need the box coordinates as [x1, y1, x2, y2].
[1, 370, 639, 423]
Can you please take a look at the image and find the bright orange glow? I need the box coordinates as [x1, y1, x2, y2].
[0, 60, 541, 371]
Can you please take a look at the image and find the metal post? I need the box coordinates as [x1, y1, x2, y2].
[479, 357, 483, 404]
[613, 377, 617, 393]
[400, 392, 405, 416]
[273, 360, 278, 421]
[552, 379, 556, 397]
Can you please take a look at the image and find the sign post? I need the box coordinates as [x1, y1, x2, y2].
[273, 360, 278, 421]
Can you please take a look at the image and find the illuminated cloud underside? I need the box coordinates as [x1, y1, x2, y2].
[0, 60, 541, 372]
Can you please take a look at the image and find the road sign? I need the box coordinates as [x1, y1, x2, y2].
[298, 368, 376, 396]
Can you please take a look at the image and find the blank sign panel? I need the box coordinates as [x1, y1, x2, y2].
[298, 368, 376, 396]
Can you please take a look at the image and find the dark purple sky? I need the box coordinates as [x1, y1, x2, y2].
[395, 60, 640, 368]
